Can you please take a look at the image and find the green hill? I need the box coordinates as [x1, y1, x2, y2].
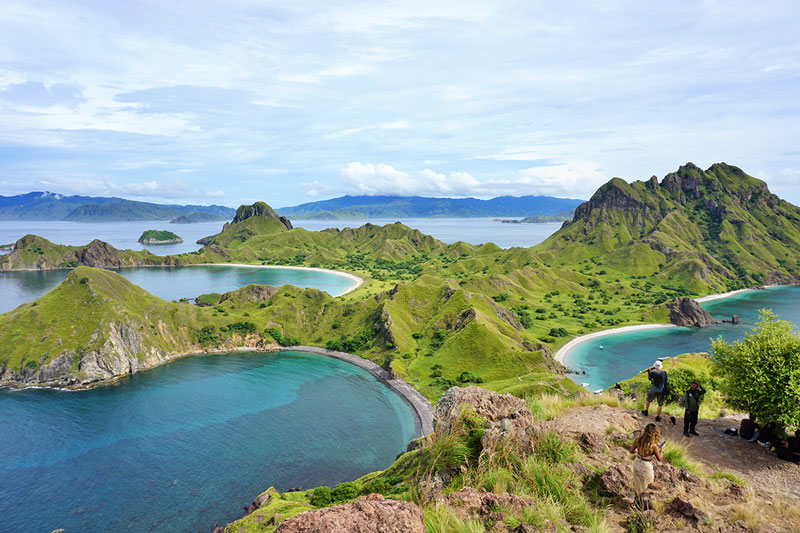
[537, 163, 800, 293]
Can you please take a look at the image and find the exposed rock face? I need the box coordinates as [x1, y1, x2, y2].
[668, 297, 718, 327]
[441, 488, 533, 522]
[436, 386, 541, 453]
[274, 494, 424, 533]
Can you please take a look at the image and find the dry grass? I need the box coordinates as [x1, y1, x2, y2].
[728, 487, 800, 531]
[526, 392, 636, 421]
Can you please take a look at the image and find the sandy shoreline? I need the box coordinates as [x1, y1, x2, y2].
[554, 285, 783, 369]
[553, 324, 678, 365]
[293, 346, 435, 436]
[192, 263, 364, 296]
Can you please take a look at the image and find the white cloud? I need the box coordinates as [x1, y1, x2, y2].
[517, 162, 608, 198]
[331, 161, 600, 198]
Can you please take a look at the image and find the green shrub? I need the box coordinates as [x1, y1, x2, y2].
[309, 486, 332, 507]
[331, 482, 359, 502]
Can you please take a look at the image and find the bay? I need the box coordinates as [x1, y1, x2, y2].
[0, 350, 420, 533]
[0, 265, 357, 314]
[562, 286, 800, 391]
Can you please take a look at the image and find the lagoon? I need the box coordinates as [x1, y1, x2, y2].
[0, 350, 420, 533]
[561, 286, 800, 391]
[0, 264, 358, 314]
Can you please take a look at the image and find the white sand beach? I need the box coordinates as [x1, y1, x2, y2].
[553, 323, 678, 365]
[193, 263, 364, 296]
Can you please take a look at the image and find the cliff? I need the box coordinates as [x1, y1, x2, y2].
[668, 297, 718, 327]
[0, 267, 273, 388]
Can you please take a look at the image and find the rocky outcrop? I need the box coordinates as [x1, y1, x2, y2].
[668, 297, 718, 327]
[441, 488, 533, 523]
[0, 235, 157, 271]
[274, 494, 424, 533]
[436, 386, 541, 453]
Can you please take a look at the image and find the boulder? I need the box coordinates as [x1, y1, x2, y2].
[441, 488, 533, 521]
[598, 465, 630, 496]
[436, 386, 541, 453]
[669, 496, 710, 523]
[579, 432, 606, 453]
[274, 494, 424, 533]
[668, 297, 718, 327]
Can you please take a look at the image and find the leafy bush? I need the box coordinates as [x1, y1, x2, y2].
[309, 486, 332, 507]
[548, 327, 568, 337]
[198, 325, 222, 348]
[331, 482, 359, 502]
[712, 310, 800, 427]
[492, 293, 509, 302]
[226, 321, 257, 335]
[457, 371, 484, 384]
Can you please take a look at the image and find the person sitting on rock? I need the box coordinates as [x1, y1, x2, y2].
[683, 380, 706, 437]
[629, 423, 664, 502]
[642, 360, 668, 422]
[739, 414, 760, 442]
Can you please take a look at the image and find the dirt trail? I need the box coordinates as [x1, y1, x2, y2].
[550, 404, 800, 502]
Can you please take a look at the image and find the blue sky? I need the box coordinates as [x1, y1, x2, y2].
[1, 1, 799, 208]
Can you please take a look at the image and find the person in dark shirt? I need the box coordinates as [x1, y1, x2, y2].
[683, 380, 706, 437]
[739, 414, 760, 442]
[776, 438, 798, 463]
[758, 422, 778, 447]
[642, 360, 668, 422]
[789, 430, 800, 463]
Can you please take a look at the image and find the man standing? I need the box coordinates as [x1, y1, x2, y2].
[683, 380, 706, 437]
[642, 360, 668, 422]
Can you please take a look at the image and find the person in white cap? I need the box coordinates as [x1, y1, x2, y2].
[642, 360, 668, 422]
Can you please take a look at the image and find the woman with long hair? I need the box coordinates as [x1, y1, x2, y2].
[629, 423, 663, 498]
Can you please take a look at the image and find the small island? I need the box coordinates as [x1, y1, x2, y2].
[138, 230, 183, 245]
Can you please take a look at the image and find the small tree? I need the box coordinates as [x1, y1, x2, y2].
[711, 310, 800, 428]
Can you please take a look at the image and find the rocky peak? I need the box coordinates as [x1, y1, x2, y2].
[233, 201, 293, 230]
[274, 494, 424, 533]
[571, 177, 646, 221]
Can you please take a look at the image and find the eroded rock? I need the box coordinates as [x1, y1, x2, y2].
[668, 297, 717, 327]
[441, 487, 533, 521]
[274, 494, 424, 533]
[436, 386, 541, 453]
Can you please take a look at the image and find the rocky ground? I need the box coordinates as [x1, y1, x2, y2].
[221, 387, 800, 533]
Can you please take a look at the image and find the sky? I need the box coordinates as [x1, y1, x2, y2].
[1, 0, 799, 208]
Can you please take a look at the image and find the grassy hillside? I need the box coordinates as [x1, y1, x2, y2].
[537, 163, 800, 293]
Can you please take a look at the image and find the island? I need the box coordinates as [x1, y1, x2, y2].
[170, 211, 229, 223]
[138, 230, 183, 245]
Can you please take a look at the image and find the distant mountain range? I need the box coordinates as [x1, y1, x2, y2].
[0, 192, 235, 222]
[278, 195, 583, 219]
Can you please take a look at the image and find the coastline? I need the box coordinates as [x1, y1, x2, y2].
[292, 345, 434, 436]
[192, 262, 364, 296]
[553, 324, 678, 366]
[1, 343, 434, 438]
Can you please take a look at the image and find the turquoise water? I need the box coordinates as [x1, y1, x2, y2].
[562, 286, 800, 391]
[0, 350, 419, 533]
[0, 265, 355, 313]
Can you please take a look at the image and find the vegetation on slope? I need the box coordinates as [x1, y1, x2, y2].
[138, 230, 183, 243]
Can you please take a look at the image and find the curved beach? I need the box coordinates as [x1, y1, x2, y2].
[553, 324, 678, 366]
[293, 345, 435, 436]
[193, 263, 364, 296]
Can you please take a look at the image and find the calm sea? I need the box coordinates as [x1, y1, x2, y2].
[0, 218, 562, 255]
[562, 286, 800, 391]
[0, 350, 419, 533]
